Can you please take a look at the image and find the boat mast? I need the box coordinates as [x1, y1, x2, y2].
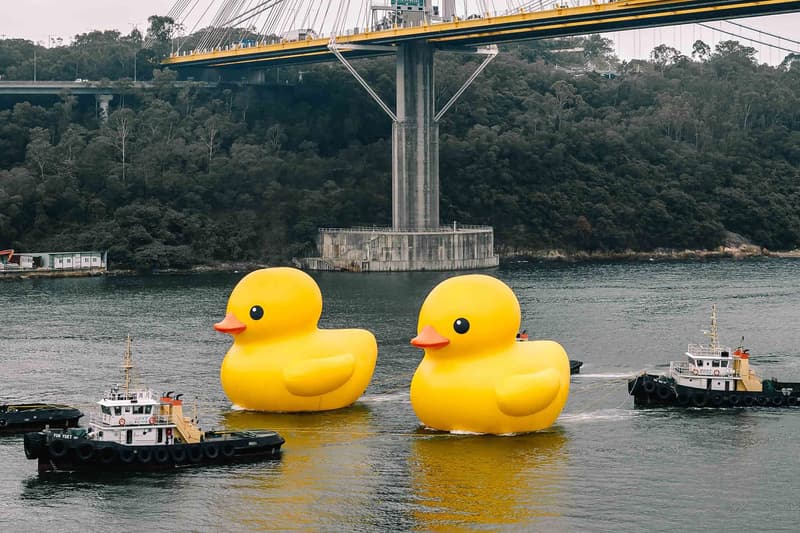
[709, 304, 718, 352]
[123, 335, 133, 395]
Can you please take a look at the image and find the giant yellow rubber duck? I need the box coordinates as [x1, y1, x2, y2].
[410, 274, 570, 434]
[214, 267, 377, 412]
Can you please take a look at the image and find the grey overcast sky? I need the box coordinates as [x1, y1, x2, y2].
[1, 1, 799, 64]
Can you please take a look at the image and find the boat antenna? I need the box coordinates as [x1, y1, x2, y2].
[123, 334, 133, 395]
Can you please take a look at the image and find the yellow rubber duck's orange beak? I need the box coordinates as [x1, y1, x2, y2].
[411, 325, 450, 349]
[214, 312, 247, 335]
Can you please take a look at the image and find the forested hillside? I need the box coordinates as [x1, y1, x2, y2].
[1, 21, 799, 269]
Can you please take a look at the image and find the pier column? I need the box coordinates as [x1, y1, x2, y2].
[393, 42, 439, 231]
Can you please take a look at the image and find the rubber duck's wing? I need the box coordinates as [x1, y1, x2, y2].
[495, 368, 562, 417]
[283, 354, 356, 396]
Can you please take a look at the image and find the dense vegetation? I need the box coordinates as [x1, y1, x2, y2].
[1, 19, 799, 269]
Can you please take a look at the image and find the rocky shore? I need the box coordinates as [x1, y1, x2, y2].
[497, 244, 800, 263]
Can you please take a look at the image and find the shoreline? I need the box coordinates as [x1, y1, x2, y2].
[2, 248, 798, 280]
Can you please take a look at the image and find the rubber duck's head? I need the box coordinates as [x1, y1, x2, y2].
[214, 267, 322, 341]
[411, 275, 520, 357]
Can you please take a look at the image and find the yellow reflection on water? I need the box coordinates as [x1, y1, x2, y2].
[220, 404, 378, 530]
[410, 429, 568, 530]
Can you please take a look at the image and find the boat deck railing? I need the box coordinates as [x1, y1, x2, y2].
[686, 344, 733, 358]
[90, 413, 176, 427]
[102, 388, 159, 402]
[670, 361, 737, 378]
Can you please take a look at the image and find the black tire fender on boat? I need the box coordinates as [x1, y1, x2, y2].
[221, 443, 236, 458]
[0, 418, 6, 427]
[642, 380, 656, 394]
[676, 392, 690, 406]
[757, 396, 769, 406]
[692, 394, 707, 407]
[710, 395, 723, 407]
[24, 432, 46, 459]
[170, 446, 187, 463]
[188, 445, 203, 463]
[788, 396, 798, 406]
[75, 442, 94, 462]
[656, 386, 672, 400]
[49, 438, 69, 458]
[119, 447, 135, 464]
[729, 395, 741, 407]
[203, 443, 219, 460]
[743, 396, 756, 407]
[98, 446, 117, 465]
[137, 448, 153, 464]
[153, 447, 170, 464]
[771, 396, 784, 407]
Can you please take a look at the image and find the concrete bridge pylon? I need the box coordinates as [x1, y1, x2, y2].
[394, 42, 438, 232]
[303, 39, 499, 272]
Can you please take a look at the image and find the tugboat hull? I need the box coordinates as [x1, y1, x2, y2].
[24, 430, 285, 473]
[0, 404, 83, 435]
[628, 374, 800, 408]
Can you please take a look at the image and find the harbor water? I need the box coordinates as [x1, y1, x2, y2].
[2, 259, 800, 530]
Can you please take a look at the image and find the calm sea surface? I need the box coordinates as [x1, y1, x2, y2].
[2, 260, 800, 531]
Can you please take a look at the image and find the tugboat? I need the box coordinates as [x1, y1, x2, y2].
[628, 305, 800, 408]
[23, 337, 285, 473]
[0, 403, 82, 435]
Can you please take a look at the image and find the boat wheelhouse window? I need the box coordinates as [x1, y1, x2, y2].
[134, 406, 144, 414]
[721, 361, 728, 367]
[721, 351, 729, 357]
[145, 405, 152, 414]
[101, 406, 111, 415]
[114, 406, 122, 416]
[712, 361, 720, 368]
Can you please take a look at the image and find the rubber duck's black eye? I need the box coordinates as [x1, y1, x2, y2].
[453, 318, 470, 334]
[249, 305, 264, 320]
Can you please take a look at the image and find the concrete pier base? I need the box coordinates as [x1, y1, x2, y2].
[298, 226, 499, 272]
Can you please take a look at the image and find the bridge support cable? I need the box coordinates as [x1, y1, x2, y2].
[726, 20, 800, 47]
[698, 22, 799, 54]
[434, 45, 497, 122]
[328, 42, 398, 121]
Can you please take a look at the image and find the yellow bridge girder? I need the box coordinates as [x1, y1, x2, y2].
[162, 0, 800, 69]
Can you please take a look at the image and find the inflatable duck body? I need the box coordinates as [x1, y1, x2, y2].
[215, 267, 377, 412]
[410, 274, 570, 434]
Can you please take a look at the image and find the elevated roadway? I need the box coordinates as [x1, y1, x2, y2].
[0, 80, 217, 96]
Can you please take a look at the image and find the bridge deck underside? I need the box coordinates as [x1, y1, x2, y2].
[164, 0, 800, 70]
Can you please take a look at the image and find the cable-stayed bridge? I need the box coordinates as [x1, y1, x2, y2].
[159, 0, 800, 272]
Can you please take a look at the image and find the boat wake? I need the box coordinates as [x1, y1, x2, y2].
[558, 409, 633, 424]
